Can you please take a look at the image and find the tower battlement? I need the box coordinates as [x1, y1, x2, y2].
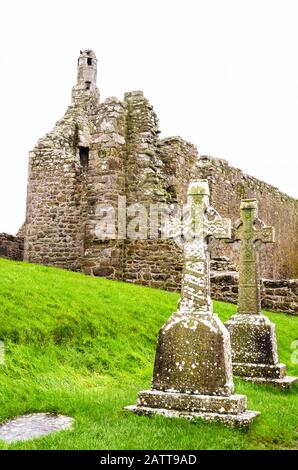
[72, 49, 100, 105]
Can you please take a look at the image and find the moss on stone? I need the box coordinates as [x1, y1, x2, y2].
[72, 123, 80, 152]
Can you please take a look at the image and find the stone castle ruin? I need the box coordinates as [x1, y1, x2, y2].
[1, 50, 297, 313]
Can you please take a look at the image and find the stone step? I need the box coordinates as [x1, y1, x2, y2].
[232, 362, 286, 379]
[240, 375, 297, 390]
[137, 390, 247, 415]
[125, 404, 259, 428]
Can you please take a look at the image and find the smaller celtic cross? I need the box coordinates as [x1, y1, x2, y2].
[232, 199, 275, 314]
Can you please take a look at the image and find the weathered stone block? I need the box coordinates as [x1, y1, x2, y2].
[125, 404, 259, 428]
[232, 362, 286, 379]
[226, 314, 278, 365]
[152, 312, 234, 396]
[240, 375, 297, 389]
[93, 266, 114, 277]
[137, 390, 246, 414]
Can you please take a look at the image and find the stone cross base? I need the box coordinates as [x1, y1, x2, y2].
[239, 375, 297, 390]
[226, 314, 297, 389]
[233, 361, 287, 378]
[125, 390, 259, 428]
[152, 313, 234, 396]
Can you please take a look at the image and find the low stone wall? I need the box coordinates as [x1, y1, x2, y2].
[261, 279, 298, 315]
[211, 272, 298, 315]
[2, 227, 296, 315]
[0, 233, 24, 261]
[123, 239, 183, 291]
[211, 272, 239, 304]
[199, 155, 298, 280]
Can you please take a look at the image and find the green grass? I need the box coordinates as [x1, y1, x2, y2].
[0, 257, 297, 450]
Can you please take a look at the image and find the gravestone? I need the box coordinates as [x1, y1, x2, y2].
[225, 199, 297, 389]
[126, 180, 259, 427]
[0, 413, 73, 443]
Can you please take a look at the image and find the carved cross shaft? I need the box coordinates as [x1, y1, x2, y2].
[179, 181, 231, 315]
[232, 199, 275, 314]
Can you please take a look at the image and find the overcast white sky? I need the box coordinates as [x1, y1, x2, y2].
[1, 0, 298, 234]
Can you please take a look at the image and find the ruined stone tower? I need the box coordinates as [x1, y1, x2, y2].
[24, 50, 200, 282]
[23, 50, 298, 311]
[72, 49, 98, 100]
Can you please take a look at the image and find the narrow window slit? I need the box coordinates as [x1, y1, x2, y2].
[79, 146, 89, 168]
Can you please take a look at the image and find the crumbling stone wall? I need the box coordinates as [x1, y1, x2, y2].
[24, 104, 94, 271]
[0, 233, 24, 261]
[211, 271, 298, 315]
[198, 156, 298, 279]
[79, 94, 200, 281]
[262, 279, 298, 314]
[25, 50, 100, 271]
[81, 96, 127, 279]
[122, 240, 183, 290]
[124, 91, 165, 206]
[23, 50, 298, 315]
[159, 137, 200, 204]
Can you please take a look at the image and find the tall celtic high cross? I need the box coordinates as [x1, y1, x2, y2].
[232, 199, 275, 315]
[179, 180, 231, 315]
[126, 180, 261, 423]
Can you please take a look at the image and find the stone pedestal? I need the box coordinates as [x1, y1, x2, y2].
[151, 313, 234, 396]
[126, 391, 258, 428]
[226, 314, 297, 389]
[126, 311, 259, 427]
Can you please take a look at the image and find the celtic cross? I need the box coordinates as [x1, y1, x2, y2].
[232, 199, 275, 314]
[179, 180, 231, 315]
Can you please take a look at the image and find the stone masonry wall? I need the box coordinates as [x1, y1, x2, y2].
[159, 137, 200, 204]
[123, 239, 183, 290]
[0, 233, 24, 261]
[23, 50, 298, 316]
[82, 97, 127, 279]
[124, 91, 165, 206]
[198, 156, 298, 279]
[24, 50, 100, 272]
[211, 271, 298, 315]
[262, 279, 298, 314]
[24, 103, 95, 271]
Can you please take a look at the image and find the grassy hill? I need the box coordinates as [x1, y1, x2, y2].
[0, 257, 297, 450]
